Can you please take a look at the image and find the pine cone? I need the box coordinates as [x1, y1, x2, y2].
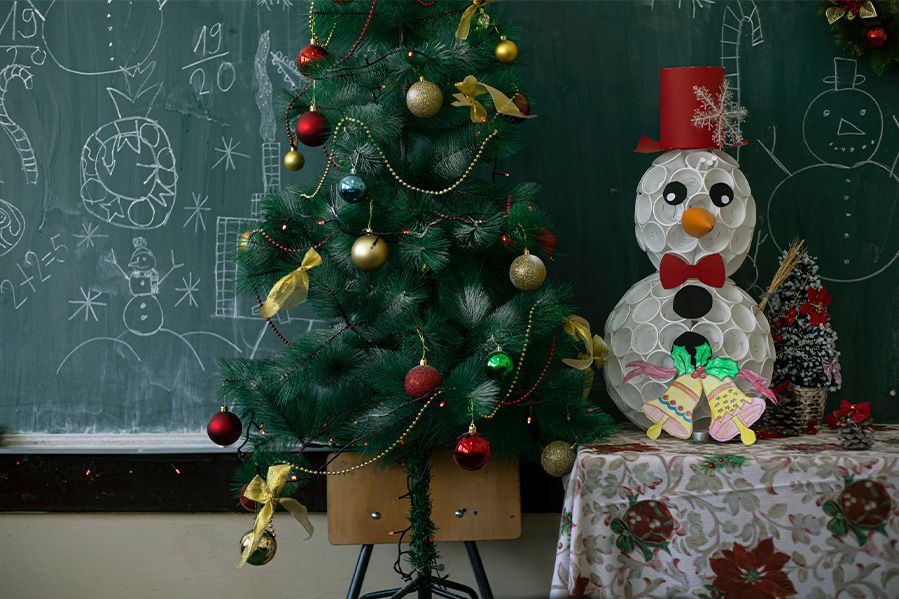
[839, 420, 874, 450]
[765, 390, 805, 436]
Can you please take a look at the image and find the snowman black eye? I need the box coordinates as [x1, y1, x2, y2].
[709, 182, 734, 208]
[823, 109, 831, 117]
[860, 109, 867, 116]
[662, 181, 688, 205]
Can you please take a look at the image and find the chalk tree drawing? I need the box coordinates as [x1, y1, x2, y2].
[57, 237, 240, 375]
[0, 64, 38, 184]
[183, 193, 210, 232]
[720, 0, 763, 160]
[270, 50, 302, 90]
[762, 58, 899, 283]
[68, 287, 106, 322]
[0, 1, 47, 66]
[42, 0, 165, 77]
[72, 221, 108, 249]
[80, 62, 178, 230]
[0, 197, 25, 256]
[184, 22, 236, 97]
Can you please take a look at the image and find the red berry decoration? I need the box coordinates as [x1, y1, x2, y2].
[773, 320, 783, 329]
[453, 424, 491, 471]
[404, 360, 442, 399]
[295, 110, 330, 147]
[508, 92, 530, 124]
[788, 308, 797, 317]
[864, 25, 888, 49]
[207, 405, 242, 446]
[296, 44, 328, 75]
[785, 316, 796, 326]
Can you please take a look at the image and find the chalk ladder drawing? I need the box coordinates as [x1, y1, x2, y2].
[57, 236, 240, 375]
[80, 61, 178, 230]
[761, 58, 899, 283]
[720, 0, 763, 160]
[0, 0, 47, 66]
[0, 64, 38, 184]
[0, 196, 25, 256]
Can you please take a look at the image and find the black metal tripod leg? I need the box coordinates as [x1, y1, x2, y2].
[432, 578, 479, 599]
[348, 544, 374, 599]
[464, 541, 494, 599]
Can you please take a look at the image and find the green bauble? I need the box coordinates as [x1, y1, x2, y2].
[485, 350, 514, 379]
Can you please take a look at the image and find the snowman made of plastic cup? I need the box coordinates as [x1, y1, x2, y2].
[604, 67, 776, 445]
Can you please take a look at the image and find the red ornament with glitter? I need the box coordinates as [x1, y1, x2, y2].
[864, 25, 889, 49]
[207, 405, 242, 446]
[296, 44, 328, 75]
[453, 424, 491, 471]
[295, 110, 330, 147]
[404, 360, 442, 399]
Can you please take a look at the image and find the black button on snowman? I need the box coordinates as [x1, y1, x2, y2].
[604, 67, 776, 445]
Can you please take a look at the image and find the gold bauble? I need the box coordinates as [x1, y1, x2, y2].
[495, 37, 518, 64]
[541, 441, 576, 478]
[239, 529, 277, 566]
[351, 233, 389, 271]
[509, 250, 546, 291]
[406, 79, 443, 118]
[237, 230, 253, 252]
[283, 148, 305, 171]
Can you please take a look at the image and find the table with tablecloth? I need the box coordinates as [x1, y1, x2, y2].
[550, 425, 899, 598]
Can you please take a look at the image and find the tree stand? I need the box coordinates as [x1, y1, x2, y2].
[327, 451, 520, 599]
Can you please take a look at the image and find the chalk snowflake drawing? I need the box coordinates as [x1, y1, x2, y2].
[68, 287, 106, 322]
[72, 221, 108, 249]
[174, 272, 200, 308]
[0, 197, 25, 257]
[0, 64, 38, 184]
[183, 193, 210, 232]
[80, 62, 178, 230]
[211, 136, 249, 171]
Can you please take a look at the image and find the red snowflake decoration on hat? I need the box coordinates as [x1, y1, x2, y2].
[691, 80, 747, 149]
[799, 286, 832, 327]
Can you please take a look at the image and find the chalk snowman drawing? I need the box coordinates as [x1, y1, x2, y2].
[57, 237, 240, 375]
[763, 58, 899, 283]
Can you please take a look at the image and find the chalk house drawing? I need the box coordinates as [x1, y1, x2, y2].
[80, 61, 178, 230]
[0, 197, 24, 256]
[0, 1, 48, 66]
[762, 58, 899, 283]
[0, 64, 38, 184]
[57, 237, 240, 375]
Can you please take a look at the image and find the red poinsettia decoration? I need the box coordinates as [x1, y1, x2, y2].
[710, 538, 796, 598]
[799, 286, 832, 327]
[831, 400, 872, 425]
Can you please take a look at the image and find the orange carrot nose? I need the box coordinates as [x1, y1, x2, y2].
[681, 207, 716, 238]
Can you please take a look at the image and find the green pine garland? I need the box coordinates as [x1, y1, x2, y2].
[820, 0, 899, 74]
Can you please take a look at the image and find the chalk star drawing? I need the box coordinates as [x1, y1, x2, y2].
[183, 192, 210, 232]
[211, 136, 249, 171]
[174, 272, 200, 308]
[68, 287, 106, 322]
[72, 221, 108, 248]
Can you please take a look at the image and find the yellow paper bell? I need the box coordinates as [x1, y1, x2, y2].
[451, 75, 535, 124]
[238, 464, 314, 568]
[260, 247, 322, 319]
[455, 0, 490, 40]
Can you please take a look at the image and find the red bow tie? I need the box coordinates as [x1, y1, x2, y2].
[659, 253, 726, 289]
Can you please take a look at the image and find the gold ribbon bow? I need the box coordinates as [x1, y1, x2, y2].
[260, 247, 322, 319]
[456, 0, 489, 40]
[238, 464, 314, 568]
[451, 75, 535, 124]
[562, 315, 609, 399]
[826, 0, 877, 25]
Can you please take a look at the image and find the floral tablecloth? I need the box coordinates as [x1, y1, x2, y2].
[550, 426, 899, 599]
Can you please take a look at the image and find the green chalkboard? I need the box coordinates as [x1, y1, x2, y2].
[0, 0, 896, 445]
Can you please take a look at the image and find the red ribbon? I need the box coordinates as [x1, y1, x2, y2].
[659, 253, 726, 289]
[833, 400, 871, 424]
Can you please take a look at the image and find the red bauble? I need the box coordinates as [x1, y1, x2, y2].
[453, 427, 491, 471]
[537, 228, 557, 259]
[207, 406, 242, 446]
[864, 25, 888, 49]
[296, 44, 328, 75]
[239, 483, 256, 511]
[404, 362, 442, 399]
[508, 92, 530, 124]
[295, 111, 330, 147]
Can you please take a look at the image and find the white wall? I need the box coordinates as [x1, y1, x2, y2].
[0, 513, 561, 598]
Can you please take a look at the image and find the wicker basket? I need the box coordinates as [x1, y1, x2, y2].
[793, 386, 829, 426]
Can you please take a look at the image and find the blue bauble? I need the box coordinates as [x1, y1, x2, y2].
[338, 175, 367, 203]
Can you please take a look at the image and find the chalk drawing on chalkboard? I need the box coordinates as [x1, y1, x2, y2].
[270, 50, 302, 90]
[1, 233, 67, 310]
[41, 0, 165, 77]
[649, 0, 715, 19]
[183, 193, 210, 233]
[763, 58, 899, 284]
[0, 1, 47, 66]
[0, 197, 24, 256]
[72, 221, 108, 249]
[720, 0, 763, 159]
[0, 64, 38, 184]
[258, 0, 293, 11]
[68, 287, 106, 322]
[174, 273, 200, 309]
[211, 136, 249, 171]
[184, 22, 236, 97]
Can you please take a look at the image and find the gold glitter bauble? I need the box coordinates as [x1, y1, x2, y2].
[495, 37, 518, 64]
[509, 250, 546, 291]
[237, 230, 253, 252]
[541, 441, 576, 477]
[406, 79, 443, 118]
[239, 529, 277, 566]
[283, 149, 305, 171]
[351, 234, 389, 271]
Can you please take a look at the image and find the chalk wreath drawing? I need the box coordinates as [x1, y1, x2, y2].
[762, 58, 899, 283]
[0, 197, 25, 256]
[41, 0, 165, 77]
[57, 237, 240, 375]
[80, 61, 178, 230]
[0, 1, 47, 66]
[720, 0, 763, 160]
[0, 64, 38, 184]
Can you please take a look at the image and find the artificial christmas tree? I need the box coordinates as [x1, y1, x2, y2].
[219, 0, 613, 576]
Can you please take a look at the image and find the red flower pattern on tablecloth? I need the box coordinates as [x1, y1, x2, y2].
[582, 442, 656, 453]
[799, 286, 832, 327]
[709, 538, 796, 598]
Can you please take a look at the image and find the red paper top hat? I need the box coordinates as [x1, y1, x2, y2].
[634, 66, 747, 153]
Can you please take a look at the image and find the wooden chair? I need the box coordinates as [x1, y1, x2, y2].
[328, 451, 521, 599]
